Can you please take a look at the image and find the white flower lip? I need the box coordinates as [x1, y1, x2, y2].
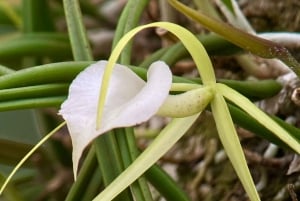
[59, 60, 172, 177]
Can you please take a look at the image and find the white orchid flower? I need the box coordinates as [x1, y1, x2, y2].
[59, 60, 172, 176]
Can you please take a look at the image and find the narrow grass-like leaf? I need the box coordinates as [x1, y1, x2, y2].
[217, 83, 300, 153]
[93, 114, 201, 201]
[63, 0, 92, 61]
[210, 93, 260, 201]
[115, 0, 149, 64]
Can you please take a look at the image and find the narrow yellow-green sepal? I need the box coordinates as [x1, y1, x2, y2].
[211, 93, 260, 201]
[217, 83, 300, 154]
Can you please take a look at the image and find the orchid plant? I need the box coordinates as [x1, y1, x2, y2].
[58, 22, 299, 201]
[0, 1, 300, 201]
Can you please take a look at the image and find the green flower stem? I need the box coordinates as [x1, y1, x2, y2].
[65, 147, 100, 201]
[167, 0, 300, 77]
[0, 34, 71, 60]
[63, 0, 92, 61]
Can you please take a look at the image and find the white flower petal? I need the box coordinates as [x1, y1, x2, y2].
[105, 61, 172, 128]
[59, 60, 172, 177]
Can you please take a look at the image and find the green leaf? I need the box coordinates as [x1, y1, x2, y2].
[63, 0, 92, 61]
